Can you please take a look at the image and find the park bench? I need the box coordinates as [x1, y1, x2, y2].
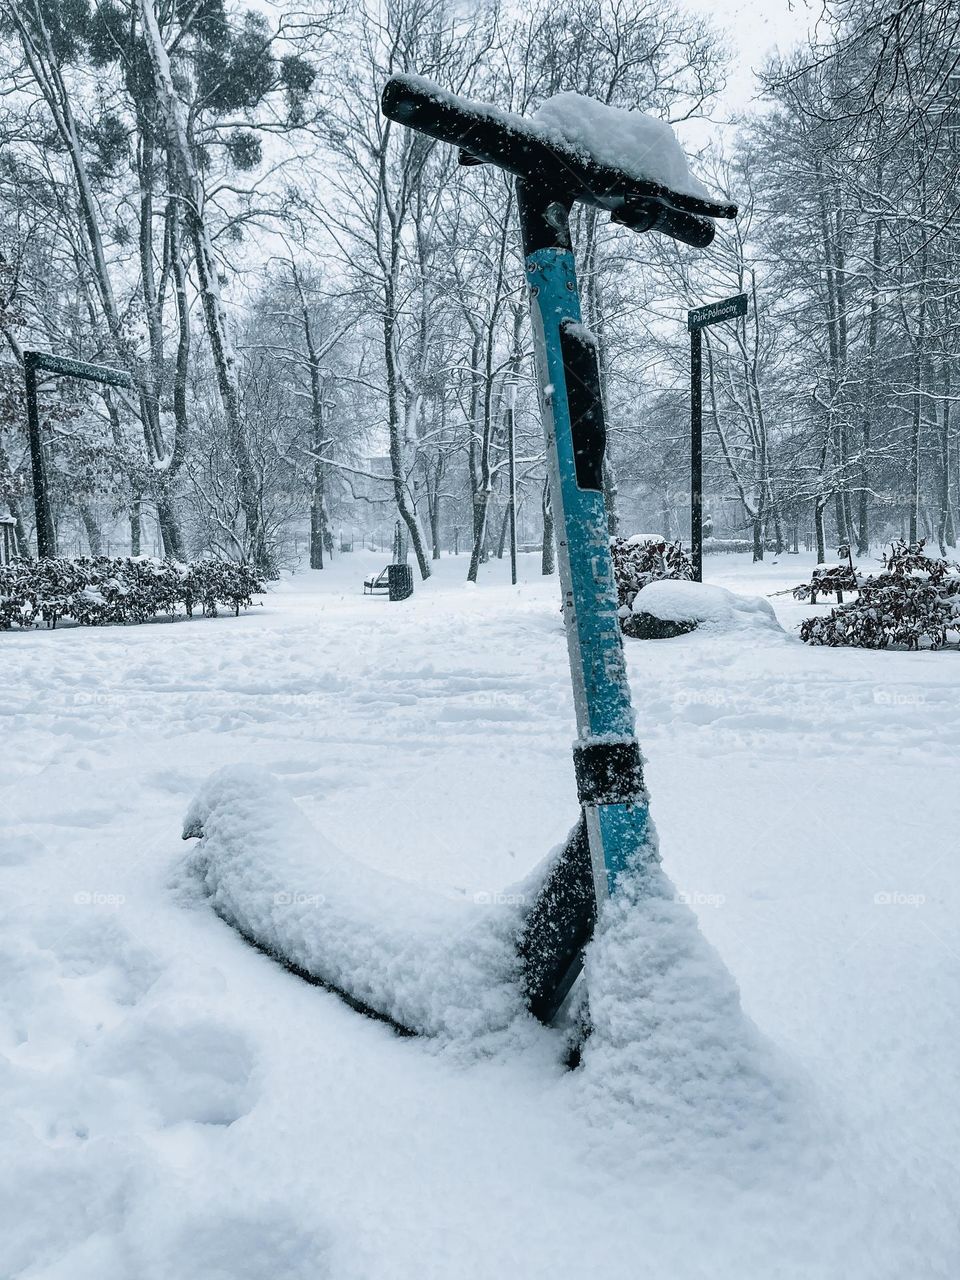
[363, 566, 390, 594]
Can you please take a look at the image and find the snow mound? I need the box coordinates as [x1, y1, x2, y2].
[180, 765, 535, 1046]
[625, 532, 666, 546]
[633, 579, 782, 632]
[534, 93, 709, 200]
[581, 860, 799, 1152]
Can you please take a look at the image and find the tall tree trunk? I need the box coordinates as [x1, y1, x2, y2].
[80, 505, 102, 555]
[430, 487, 441, 560]
[310, 458, 326, 569]
[909, 342, 924, 546]
[468, 491, 490, 581]
[466, 189, 512, 583]
[815, 497, 827, 565]
[382, 283, 430, 579]
[602, 457, 619, 536]
[937, 363, 953, 552]
[541, 480, 555, 575]
[495, 501, 509, 559]
[130, 499, 142, 557]
[168, 191, 190, 481]
[857, 400, 872, 556]
[157, 497, 182, 558]
[815, 162, 847, 555]
[857, 155, 883, 557]
[139, 0, 270, 572]
[153, 185, 191, 564]
[0, 435, 29, 555]
[908, 169, 929, 546]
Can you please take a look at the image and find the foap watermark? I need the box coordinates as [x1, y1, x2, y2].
[473, 890, 527, 906]
[874, 891, 925, 907]
[68, 691, 125, 708]
[460, 690, 525, 711]
[273, 890, 326, 908]
[675, 889, 726, 909]
[873, 689, 925, 708]
[73, 890, 125, 908]
[673, 688, 729, 710]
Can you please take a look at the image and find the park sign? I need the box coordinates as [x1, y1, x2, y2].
[687, 292, 748, 585]
[23, 350, 134, 558]
[24, 350, 133, 389]
[688, 292, 748, 330]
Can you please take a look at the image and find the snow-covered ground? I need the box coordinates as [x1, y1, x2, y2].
[2, 549, 958, 1279]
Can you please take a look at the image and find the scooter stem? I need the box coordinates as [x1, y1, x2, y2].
[518, 182, 656, 905]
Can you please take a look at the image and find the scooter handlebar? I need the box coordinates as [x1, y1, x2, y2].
[380, 75, 736, 245]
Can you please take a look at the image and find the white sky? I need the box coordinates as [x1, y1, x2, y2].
[678, 0, 820, 148]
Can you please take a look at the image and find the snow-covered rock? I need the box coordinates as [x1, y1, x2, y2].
[632, 579, 783, 633]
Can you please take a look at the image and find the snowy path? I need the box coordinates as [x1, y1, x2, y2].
[2, 551, 958, 1278]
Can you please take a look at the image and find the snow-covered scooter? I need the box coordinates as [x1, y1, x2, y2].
[380, 77, 737, 1025]
[183, 81, 735, 1045]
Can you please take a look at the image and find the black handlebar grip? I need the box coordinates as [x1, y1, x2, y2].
[610, 198, 716, 249]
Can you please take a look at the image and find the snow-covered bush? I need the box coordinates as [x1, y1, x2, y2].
[610, 535, 693, 637]
[703, 536, 761, 555]
[0, 556, 263, 630]
[792, 549, 860, 603]
[800, 540, 960, 650]
[182, 561, 262, 618]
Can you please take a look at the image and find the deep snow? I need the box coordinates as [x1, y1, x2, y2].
[2, 549, 959, 1278]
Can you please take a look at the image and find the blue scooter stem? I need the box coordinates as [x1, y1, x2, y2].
[518, 184, 656, 904]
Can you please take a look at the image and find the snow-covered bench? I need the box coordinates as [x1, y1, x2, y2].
[363, 567, 390, 595]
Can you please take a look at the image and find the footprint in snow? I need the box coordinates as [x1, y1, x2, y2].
[130, 1206, 331, 1280]
[89, 1005, 257, 1127]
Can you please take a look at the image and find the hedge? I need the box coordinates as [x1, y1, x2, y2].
[0, 556, 264, 630]
[799, 541, 960, 650]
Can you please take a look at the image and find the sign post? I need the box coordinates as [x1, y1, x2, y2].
[687, 293, 748, 581]
[505, 375, 518, 586]
[690, 324, 703, 583]
[24, 351, 132, 558]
